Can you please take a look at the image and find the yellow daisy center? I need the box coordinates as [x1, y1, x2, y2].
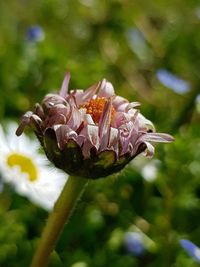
[82, 97, 116, 124]
[7, 153, 38, 182]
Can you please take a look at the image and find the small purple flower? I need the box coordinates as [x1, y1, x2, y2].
[180, 239, 200, 263]
[156, 69, 190, 94]
[26, 25, 45, 43]
[124, 232, 145, 256]
[16, 72, 174, 179]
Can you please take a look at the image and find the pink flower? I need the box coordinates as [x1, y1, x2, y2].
[16, 72, 174, 179]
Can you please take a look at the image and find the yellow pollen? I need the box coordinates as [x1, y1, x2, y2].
[82, 97, 116, 123]
[7, 153, 38, 182]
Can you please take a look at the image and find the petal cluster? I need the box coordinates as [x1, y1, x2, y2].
[16, 73, 174, 179]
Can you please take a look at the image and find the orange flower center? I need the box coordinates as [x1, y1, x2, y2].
[82, 97, 116, 124]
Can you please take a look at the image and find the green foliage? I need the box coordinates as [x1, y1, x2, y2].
[1, 0, 200, 266]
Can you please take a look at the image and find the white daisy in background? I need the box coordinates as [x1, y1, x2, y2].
[131, 155, 160, 182]
[141, 160, 160, 182]
[0, 122, 67, 211]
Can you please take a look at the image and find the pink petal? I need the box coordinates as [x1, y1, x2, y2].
[125, 102, 140, 112]
[76, 135, 85, 147]
[49, 103, 70, 116]
[119, 128, 134, 156]
[46, 104, 70, 127]
[83, 114, 95, 125]
[119, 119, 141, 155]
[67, 107, 85, 131]
[59, 72, 70, 98]
[143, 142, 155, 158]
[66, 93, 77, 108]
[142, 132, 175, 143]
[75, 114, 96, 147]
[119, 120, 138, 133]
[42, 94, 67, 110]
[81, 124, 99, 147]
[112, 112, 127, 128]
[46, 114, 66, 127]
[30, 114, 43, 128]
[81, 139, 94, 158]
[98, 97, 113, 151]
[113, 96, 129, 111]
[129, 124, 140, 147]
[80, 124, 100, 158]
[35, 103, 45, 119]
[137, 113, 155, 132]
[74, 81, 101, 106]
[16, 111, 33, 136]
[112, 110, 138, 128]
[108, 127, 119, 152]
[120, 133, 132, 155]
[68, 89, 83, 106]
[98, 80, 115, 97]
[53, 124, 77, 149]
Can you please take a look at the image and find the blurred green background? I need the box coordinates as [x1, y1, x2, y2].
[1, 0, 200, 266]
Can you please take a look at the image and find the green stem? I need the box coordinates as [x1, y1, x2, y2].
[30, 175, 88, 267]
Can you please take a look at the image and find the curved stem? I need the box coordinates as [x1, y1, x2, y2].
[30, 175, 88, 267]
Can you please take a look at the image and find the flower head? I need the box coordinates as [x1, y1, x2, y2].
[180, 239, 200, 263]
[16, 72, 174, 179]
[0, 122, 66, 210]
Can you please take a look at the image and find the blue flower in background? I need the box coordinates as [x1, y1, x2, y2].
[180, 239, 200, 263]
[156, 69, 190, 94]
[126, 28, 149, 60]
[26, 25, 45, 42]
[124, 232, 145, 256]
